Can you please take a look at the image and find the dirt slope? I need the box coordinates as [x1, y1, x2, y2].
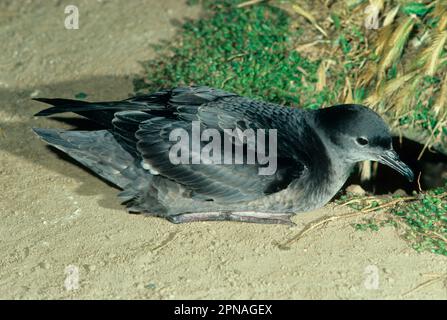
[0, 0, 446, 299]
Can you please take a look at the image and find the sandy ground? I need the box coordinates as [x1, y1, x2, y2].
[0, 0, 446, 300]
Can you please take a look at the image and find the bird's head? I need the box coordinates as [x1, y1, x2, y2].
[314, 104, 414, 182]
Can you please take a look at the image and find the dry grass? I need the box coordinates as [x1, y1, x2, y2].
[274, 0, 447, 156]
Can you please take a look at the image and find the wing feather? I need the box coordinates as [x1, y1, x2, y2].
[108, 86, 306, 203]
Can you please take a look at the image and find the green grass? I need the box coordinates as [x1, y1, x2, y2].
[135, 0, 340, 108]
[392, 188, 447, 256]
[345, 187, 447, 256]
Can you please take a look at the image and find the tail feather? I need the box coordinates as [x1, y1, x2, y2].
[33, 98, 147, 127]
[32, 128, 142, 188]
[33, 127, 167, 214]
[33, 98, 95, 116]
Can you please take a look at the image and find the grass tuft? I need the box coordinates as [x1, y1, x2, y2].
[135, 0, 328, 108]
[342, 187, 447, 256]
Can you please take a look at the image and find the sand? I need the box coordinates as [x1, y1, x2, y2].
[0, 0, 446, 299]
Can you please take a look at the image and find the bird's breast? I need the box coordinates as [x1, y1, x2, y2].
[247, 162, 353, 213]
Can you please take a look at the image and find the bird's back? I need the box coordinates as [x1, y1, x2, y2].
[33, 86, 335, 222]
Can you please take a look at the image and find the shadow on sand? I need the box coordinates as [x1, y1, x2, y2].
[0, 75, 139, 211]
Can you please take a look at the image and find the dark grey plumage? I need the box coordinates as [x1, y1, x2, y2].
[33, 86, 413, 225]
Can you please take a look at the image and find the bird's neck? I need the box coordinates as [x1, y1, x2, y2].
[302, 152, 354, 212]
[322, 145, 356, 189]
[293, 115, 355, 211]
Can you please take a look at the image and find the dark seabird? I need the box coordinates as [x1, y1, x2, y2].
[32, 86, 414, 225]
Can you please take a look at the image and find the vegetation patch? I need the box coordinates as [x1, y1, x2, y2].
[135, 0, 337, 108]
[339, 188, 447, 256]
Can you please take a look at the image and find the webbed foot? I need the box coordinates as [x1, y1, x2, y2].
[167, 211, 295, 225]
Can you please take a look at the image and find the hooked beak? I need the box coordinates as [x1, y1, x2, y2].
[379, 150, 414, 182]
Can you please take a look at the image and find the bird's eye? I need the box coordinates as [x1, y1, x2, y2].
[356, 137, 369, 146]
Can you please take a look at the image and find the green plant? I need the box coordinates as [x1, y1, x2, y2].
[345, 187, 447, 256]
[392, 188, 447, 255]
[135, 0, 340, 108]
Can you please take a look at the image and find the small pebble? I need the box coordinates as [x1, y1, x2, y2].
[30, 89, 40, 98]
[38, 261, 50, 270]
[393, 189, 408, 196]
[84, 264, 96, 272]
[346, 184, 366, 196]
[134, 283, 144, 290]
[145, 283, 156, 289]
